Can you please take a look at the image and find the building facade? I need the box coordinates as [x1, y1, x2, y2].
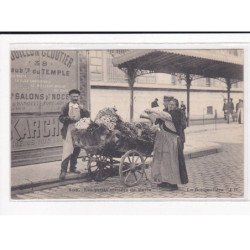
[89, 50, 244, 121]
[11, 49, 243, 167]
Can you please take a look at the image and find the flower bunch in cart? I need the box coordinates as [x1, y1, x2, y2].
[72, 107, 156, 153]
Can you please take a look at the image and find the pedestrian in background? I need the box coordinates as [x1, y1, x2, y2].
[225, 98, 235, 122]
[222, 98, 227, 120]
[180, 101, 186, 115]
[151, 98, 159, 108]
[228, 98, 235, 119]
[237, 99, 244, 124]
[236, 99, 240, 113]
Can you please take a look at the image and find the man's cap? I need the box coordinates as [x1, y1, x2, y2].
[69, 89, 80, 95]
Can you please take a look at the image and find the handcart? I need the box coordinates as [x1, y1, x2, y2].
[80, 136, 154, 187]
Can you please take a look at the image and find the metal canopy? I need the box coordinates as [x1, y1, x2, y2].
[112, 49, 244, 124]
[113, 49, 244, 81]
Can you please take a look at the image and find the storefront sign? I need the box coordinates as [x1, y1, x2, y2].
[11, 50, 78, 113]
[11, 50, 90, 165]
[11, 50, 85, 160]
[11, 115, 62, 151]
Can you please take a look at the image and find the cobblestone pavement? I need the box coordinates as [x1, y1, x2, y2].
[13, 125, 244, 200]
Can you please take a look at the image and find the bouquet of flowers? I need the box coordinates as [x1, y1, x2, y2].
[95, 107, 122, 122]
[74, 117, 91, 130]
[115, 121, 137, 139]
[95, 115, 116, 131]
[94, 107, 123, 131]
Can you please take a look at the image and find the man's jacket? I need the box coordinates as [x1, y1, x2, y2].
[59, 102, 90, 139]
[227, 102, 234, 112]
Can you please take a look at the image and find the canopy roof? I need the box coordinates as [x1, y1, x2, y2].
[112, 49, 244, 81]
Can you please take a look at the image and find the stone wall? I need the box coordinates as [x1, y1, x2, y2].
[90, 86, 243, 121]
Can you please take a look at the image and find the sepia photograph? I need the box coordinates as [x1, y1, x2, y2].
[1, 1, 250, 248]
[10, 47, 244, 200]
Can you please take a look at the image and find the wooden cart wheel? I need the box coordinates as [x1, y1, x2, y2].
[87, 155, 113, 182]
[119, 150, 145, 187]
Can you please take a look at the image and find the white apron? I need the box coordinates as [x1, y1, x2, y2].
[61, 104, 81, 162]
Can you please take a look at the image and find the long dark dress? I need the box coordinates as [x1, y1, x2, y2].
[169, 109, 186, 149]
[151, 118, 188, 185]
[168, 110, 188, 184]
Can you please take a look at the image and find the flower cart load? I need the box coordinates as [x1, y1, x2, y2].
[71, 107, 156, 156]
[71, 107, 156, 186]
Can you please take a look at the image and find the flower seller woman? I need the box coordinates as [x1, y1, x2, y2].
[144, 108, 188, 190]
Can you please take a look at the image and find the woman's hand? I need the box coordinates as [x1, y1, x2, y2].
[151, 124, 160, 132]
[144, 109, 152, 114]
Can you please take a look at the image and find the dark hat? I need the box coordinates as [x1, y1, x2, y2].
[69, 89, 80, 95]
[164, 96, 174, 101]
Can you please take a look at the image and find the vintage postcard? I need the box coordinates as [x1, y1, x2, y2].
[6, 38, 245, 201]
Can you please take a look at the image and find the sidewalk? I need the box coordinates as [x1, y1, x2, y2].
[185, 121, 242, 134]
[12, 122, 242, 191]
